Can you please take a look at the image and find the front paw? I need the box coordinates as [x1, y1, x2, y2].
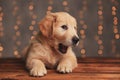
[30, 66, 47, 77]
[57, 62, 73, 73]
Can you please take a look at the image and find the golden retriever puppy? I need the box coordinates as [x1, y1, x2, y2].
[24, 12, 79, 77]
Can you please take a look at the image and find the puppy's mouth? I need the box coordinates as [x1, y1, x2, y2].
[58, 43, 68, 54]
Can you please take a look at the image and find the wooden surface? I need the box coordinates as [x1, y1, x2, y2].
[0, 58, 120, 80]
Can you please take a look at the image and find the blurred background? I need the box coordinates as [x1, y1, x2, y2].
[0, 0, 120, 58]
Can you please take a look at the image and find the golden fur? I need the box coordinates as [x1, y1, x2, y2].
[24, 12, 79, 77]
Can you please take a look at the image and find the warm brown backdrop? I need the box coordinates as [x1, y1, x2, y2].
[0, 0, 120, 58]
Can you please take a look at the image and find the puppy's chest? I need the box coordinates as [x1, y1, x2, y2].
[33, 43, 61, 68]
[44, 54, 61, 68]
[39, 46, 61, 68]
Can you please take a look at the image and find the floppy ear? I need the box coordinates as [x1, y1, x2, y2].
[39, 13, 57, 38]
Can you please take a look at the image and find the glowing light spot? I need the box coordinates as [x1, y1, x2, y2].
[14, 25, 19, 30]
[113, 28, 118, 33]
[31, 20, 36, 25]
[14, 6, 19, 11]
[98, 25, 103, 31]
[113, 17, 118, 21]
[115, 34, 120, 39]
[16, 31, 20, 36]
[80, 49, 86, 54]
[29, 26, 34, 30]
[31, 36, 35, 40]
[97, 40, 103, 45]
[98, 49, 103, 55]
[33, 31, 37, 35]
[80, 29, 85, 35]
[0, 46, 3, 51]
[113, 20, 118, 25]
[63, 1, 68, 6]
[98, 10, 103, 15]
[48, 6, 52, 11]
[14, 50, 19, 56]
[29, 5, 34, 10]
[112, 6, 116, 11]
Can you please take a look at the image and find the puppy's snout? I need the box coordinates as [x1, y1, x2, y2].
[72, 36, 79, 45]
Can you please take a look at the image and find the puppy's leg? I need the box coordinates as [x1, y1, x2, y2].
[27, 59, 47, 77]
[57, 49, 77, 73]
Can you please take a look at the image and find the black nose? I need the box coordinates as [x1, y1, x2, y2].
[72, 36, 79, 45]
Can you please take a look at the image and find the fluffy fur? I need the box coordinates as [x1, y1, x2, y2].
[24, 12, 79, 77]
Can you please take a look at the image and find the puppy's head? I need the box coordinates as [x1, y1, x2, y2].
[39, 12, 79, 54]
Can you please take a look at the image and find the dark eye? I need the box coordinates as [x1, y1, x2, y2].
[61, 25, 68, 30]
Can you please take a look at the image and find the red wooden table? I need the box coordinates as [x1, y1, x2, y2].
[0, 58, 120, 80]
